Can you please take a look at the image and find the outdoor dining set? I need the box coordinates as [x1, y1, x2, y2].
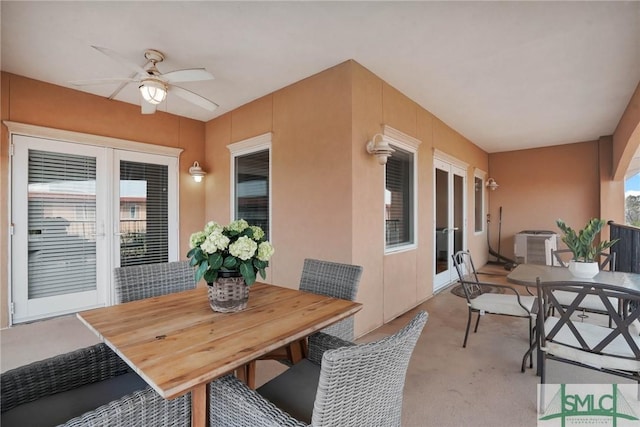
[452, 247, 640, 414]
[0, 258, 427, 427]
[3, 224, 640, 426]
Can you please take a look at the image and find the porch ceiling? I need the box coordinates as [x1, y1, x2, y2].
[2, 2, 639, 158]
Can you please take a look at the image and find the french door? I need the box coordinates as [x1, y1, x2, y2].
[11, 133, 178, 324]
[433, 158, 466, 291]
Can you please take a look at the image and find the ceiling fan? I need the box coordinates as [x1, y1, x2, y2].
[70, 46, 218, 114]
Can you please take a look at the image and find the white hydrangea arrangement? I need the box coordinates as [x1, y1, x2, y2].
[187, 219, 274, 286]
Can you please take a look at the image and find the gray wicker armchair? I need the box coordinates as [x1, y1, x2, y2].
[113, 260, 196, 303]
[1, 343, 190, 426]
[245, 259, 363, 388]
[299, 258, 363, 341]
[209, 310, 427, 427]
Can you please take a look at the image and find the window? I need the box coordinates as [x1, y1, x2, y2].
[385, 145, 415, 250]
[474, 175, 485, 233]
[229, 133, 272, 239]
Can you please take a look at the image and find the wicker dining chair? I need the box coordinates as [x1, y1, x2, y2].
[298, 258, 363, 340]
[1, 343, 191, 427]
[209, 311, 428, 427]
[243, 259, 363, 388]
[113, 260, 196, 303]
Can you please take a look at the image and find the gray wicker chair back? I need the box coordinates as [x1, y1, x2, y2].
[114, 260, 195, 303]
[208, 311, 428, 427]
[1, 343, 191, 426]
[311, 310, 427, 427]
[299, 258, 363, 340]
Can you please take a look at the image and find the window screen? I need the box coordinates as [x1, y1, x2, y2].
[385, 146, 414, 248]
[474, 176, 484, 232]
[235, 150, 270, 238]
[119, 161, 168, 266]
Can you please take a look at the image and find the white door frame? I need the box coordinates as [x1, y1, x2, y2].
[6, 121, 182, 325]
[11, 135, 110, 323]
[433, 154, 467, 291]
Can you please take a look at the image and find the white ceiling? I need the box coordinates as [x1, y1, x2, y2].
[2, 1, 639, 161]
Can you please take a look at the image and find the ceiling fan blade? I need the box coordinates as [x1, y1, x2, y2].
[70, 77, 136, 86]
[108, 71, 140, 100]
[162, 68, 215, 84]
[141, 101, 157, 115]
[92, 45, 148, 76]
[170, 86, 219, 112]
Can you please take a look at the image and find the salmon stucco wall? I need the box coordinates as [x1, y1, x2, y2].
[0, 72, 206, 328]
[488, 141, 601, 259]
[205, 61, 491, 334]
[351, 62, 489, 329]
[204, 62, 353, 292]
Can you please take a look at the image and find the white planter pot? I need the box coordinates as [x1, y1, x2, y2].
[568, 261, 599, 279]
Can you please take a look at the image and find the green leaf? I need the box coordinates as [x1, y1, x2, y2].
[223, 256, 238, 269]
[253, 259, 267, 269]
[186, 247, 198, 258]
[240, 262, 256, 286]
[195, 261, 209, 283]
[204, 269, 218, 283]
[209, 253, 223, 270]
[259, 268, 266, 279]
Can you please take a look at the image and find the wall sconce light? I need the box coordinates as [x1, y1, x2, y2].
[189, 161, 206, 182]
[366, 133, 395, 165]
[486, 178, 499, 191]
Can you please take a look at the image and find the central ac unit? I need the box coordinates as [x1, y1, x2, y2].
[514, 230, 557, 265]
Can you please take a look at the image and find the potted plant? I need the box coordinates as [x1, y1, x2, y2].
[556, 218, 618, 278]
[187, 219, 274, 312]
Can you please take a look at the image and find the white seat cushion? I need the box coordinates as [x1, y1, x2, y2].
[469, 294, 535, 317]
[543, 317, 640, 372]
[553, 290, 618, 314]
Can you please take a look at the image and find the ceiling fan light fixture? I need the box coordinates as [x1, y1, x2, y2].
[139, 79, 167, 105]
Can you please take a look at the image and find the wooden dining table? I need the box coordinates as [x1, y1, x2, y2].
[77, 282, 363, 427]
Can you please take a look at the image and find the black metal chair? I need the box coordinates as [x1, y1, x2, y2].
[451, 250, 537, 371]
[551, 249, 616, 271]
[535, 279, 640, 392]
[550, 249, 619, 326]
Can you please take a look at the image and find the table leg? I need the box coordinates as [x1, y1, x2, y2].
[191, 383, 208, 427]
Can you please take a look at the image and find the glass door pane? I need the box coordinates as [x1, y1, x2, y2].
[28, 150, 97, 297]
[435, 167, 449, 275]
[11, 135, 107, 323]
[119, 161, 168, 266]
[433, 159, 466, 291]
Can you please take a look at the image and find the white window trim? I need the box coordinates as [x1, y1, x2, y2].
[227, 133, 272, 238]
[474, 169, 488, 235]
[383, 126, 421, 254]
[4, 121, 183, 157]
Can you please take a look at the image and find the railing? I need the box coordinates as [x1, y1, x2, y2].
[608, 221, 640, 273]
